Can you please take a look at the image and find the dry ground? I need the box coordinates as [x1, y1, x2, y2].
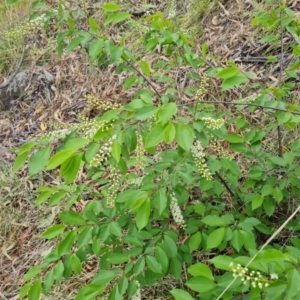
[1, 0, 300, 299]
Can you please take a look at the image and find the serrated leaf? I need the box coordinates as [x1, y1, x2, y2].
[59, 211, 86, 225]
[29, 146, 51, 175]
[42, 225, 66, 240]
[71, 253, 82, 274]
[216, 67, 240, 79]
[13, 150, 30, 172]
[28, 279, 42, 300]
[156, 103, 177, 124]
[145, 124, 165, 148]
[111, 140, 121, 162]
[89, 39, 104, 61]
[140, 60, 151, 76]
[102, 3, 120, 12]
[123, 75, 137, 90]
[136, 199, 150, 231]
[146, 256, 162, 274]
[189, 232, 202, 252]
[206, 227, 225, 250]
[188, 263, 214, 281]
[170, 289, 194, 300]
[253, 249, 288, 263]
[186, 276, 216, 293]
[47, 150, 76, 170]
[175, 124, 194, 151]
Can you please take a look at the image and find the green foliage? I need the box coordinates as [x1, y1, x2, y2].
[8, 0, 300, 299]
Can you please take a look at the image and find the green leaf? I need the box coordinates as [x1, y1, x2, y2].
[231, 230, 244, 252]
[65, 138, 90, 151]
[116, 189, 148, 203]
[44, 269, 55, 293]
[57, 231, 76, 257]
[175, 124, 194, 151]
[75, 284, 105, 300]
[156, 103, 177, 124]
[156, 246, 169, 275]
[92, 270, 120, 285]
[67, 37, 84, 52]
[188, 263, 214, 281]
[123, 75, 137, 90]
[252, 195, 264, 210]
[29, 146, 51, 175]
[273, 187, 283, 202]
[186, 276, 216, 293]
[164, 122, 176, 144]
[77, 227, 93, 248]
[113, 12, 131, 23]
[134, 257, 145, 275]
[269, 156, 286, 166]
[146, 256, 163, 274]
[109, 221, 122, 237]
[216, 67, 240, 79]
[140, 60, 151, 76]
[35, 190, 53, 206]
[170, 289, 194, 300]
[286, 269, 300, 298]
[13, 150, 30, 172]
[49, 191, 68, 206]
[134, 106, 157, 120]
[42, 225, 66, 240]
[102, 3, 120, 12]
[62, 153, 83, 184]
[209, 255, 232, 271]
[24, 266, 43, 282]
[47, 150, 76, 170]
[89, 39, 104, 61]
[111, 140, 121, 162]
[28, 279, 42, 300]
[224, 134, 244, 143]
[222, 75, 248, 91]
[53, 260, 64, 281]
[59, 211, 86, 225]
[71, 253, 82, 274]
[170, 257, 182, 279]
[136, 199, 150, 231]
[188, 232, 202, 252]
[206, 227, 225, 250]
[107, 253, 129, 264]
[145, 125, 165, 148]
[202, 215, 227, 227]
[253, 249, 288, 263]
[19, 283, 31, 299]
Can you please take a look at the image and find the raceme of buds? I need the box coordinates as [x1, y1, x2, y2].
[90, 135, 117, 167]
[170, 193, 186, 229]
[34, 119, 114, 143]
[229, 263, 276, 289]
[201, 117, 224, 130]
[209, 137, 233, 160]
[136, 134, 146, 170]
[106, 166, 121, 208]
[233, 93, 259, 104]
[85, 95, 122, 112]
[191, 140, 213, 181]
[195, 75, 209, 101]
[4, 14, 47, 40]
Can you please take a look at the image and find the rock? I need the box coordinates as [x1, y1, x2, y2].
[0, 71, 29, 110]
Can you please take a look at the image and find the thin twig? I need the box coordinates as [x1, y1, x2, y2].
[178, 99, 300, 115]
